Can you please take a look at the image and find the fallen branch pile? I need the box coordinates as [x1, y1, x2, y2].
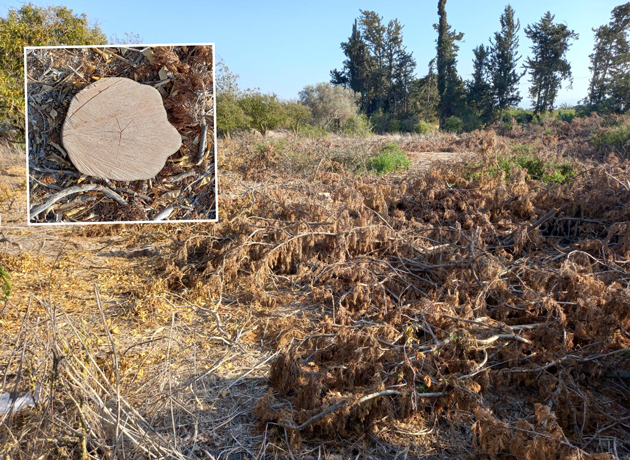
[163, 142, 630, 458]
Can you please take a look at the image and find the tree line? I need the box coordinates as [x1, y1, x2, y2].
[329, 1, 630, 133]
[2, 3, 629, 138]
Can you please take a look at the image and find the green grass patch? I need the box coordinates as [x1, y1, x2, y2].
[464, 153, 576, 184]
[368, 142, 411, 175]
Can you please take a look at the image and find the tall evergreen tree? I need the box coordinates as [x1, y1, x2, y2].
[489, 5, 523, 121]
[331, 19, 370, 111]
[331, 11, 416, 118]
[524, 12, 578, 115]
[467, 45, 494, 123]
[587, 3, 630, 113]
[408, 59, 439, 124]
[435, 0, 465, 126]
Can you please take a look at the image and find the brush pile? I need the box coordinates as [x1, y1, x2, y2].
[1, 123, 629, 458]
[164, 130, 630, 458]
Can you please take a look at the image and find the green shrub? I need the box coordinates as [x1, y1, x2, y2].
[343, 114, 373, 136]
[0, 4, 107, 135]
[442, 116, 464, 133]
[297, 124, 329, 138]
[591, 122, 630, 151]
[504, 108, 534, 124]
[461, 111, 483, 132]
[283, 101, 311, 134]
[464, 154, 575, 184]
[0, 265, 11, 300]
[400, 117, 419, 133]
[556, 108, 577, 123]
[238, 91, 286, 136]
[387, 118, 401, 133]
[414, 120, 438, 135]
[369, 142, 411, 174]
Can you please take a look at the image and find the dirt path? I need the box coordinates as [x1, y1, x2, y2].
[407, 150, 472, 172]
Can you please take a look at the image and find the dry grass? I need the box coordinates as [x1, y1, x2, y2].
[1, 123, 629, 459]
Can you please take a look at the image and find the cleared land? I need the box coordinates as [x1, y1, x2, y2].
[0, 120, 629, 459]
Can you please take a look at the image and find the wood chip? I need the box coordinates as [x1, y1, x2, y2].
[61, 77, 182, 181]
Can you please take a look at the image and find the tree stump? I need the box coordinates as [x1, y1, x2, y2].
[61, 77, 182, 181]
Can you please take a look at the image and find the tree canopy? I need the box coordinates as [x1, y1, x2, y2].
[435, 0, 466, 127]
[0, 3, 107, 134]
[587, 2, 630, 113]
[331, 10, 416, 118]
[524, 12, 578, 115]
[299, 82, 359, 131]
[489, 5, 523, 121]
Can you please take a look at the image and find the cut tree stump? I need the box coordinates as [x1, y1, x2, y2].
[61, 77, 182, 181]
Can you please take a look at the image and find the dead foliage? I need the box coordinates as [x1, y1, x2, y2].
[1, 122, 629, 459]
[160, 131, 630, 458]
[26, 45, 216, 223]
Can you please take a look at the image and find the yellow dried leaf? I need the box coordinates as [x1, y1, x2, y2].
[197, 175, 213, 188]
[142, 48, 156, 64]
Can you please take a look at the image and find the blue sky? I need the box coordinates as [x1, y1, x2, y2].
[2, 0, 622, 106]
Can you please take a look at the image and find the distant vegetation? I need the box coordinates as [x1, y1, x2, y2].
[215, 1, 630, 138]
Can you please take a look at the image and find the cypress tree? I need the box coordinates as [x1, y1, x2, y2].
[489, 5, 523, 121]
[435, 0, 465, 127]
[331, 11, 416, 118]
[467, 45, 494, 123]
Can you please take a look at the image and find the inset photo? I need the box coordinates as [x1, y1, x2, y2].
[25, 44, 216, 224]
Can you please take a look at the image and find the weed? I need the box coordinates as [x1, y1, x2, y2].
[510, 143, 536, 156]
[0, 265, 11, 299]
[464, 153, 576, 184]
[591, 122, 630, 151]
[368, 142, 411, 174]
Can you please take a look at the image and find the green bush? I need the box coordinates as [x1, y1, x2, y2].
[368, 142, 411, 174]
[400, 117, 418, 133]
[217, 92, 250, 136]
[0, 265, 11, 300]
[297, 123, 329, 138]
[0, 4, 107, 135]
[283, 101, 311, 134]
[387, 118, 401, 133]
[503, 108, 534, 125]
[343, 114, 372, 136]
[442, 116, 464, 133]
[461, 111, 483, 132]
[238, 91, 286, 136]
[414, 120, 438, 135]
[591, 122, 630, 151]
[556, 108, 577, 123]
[465, 154, 575, 184]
